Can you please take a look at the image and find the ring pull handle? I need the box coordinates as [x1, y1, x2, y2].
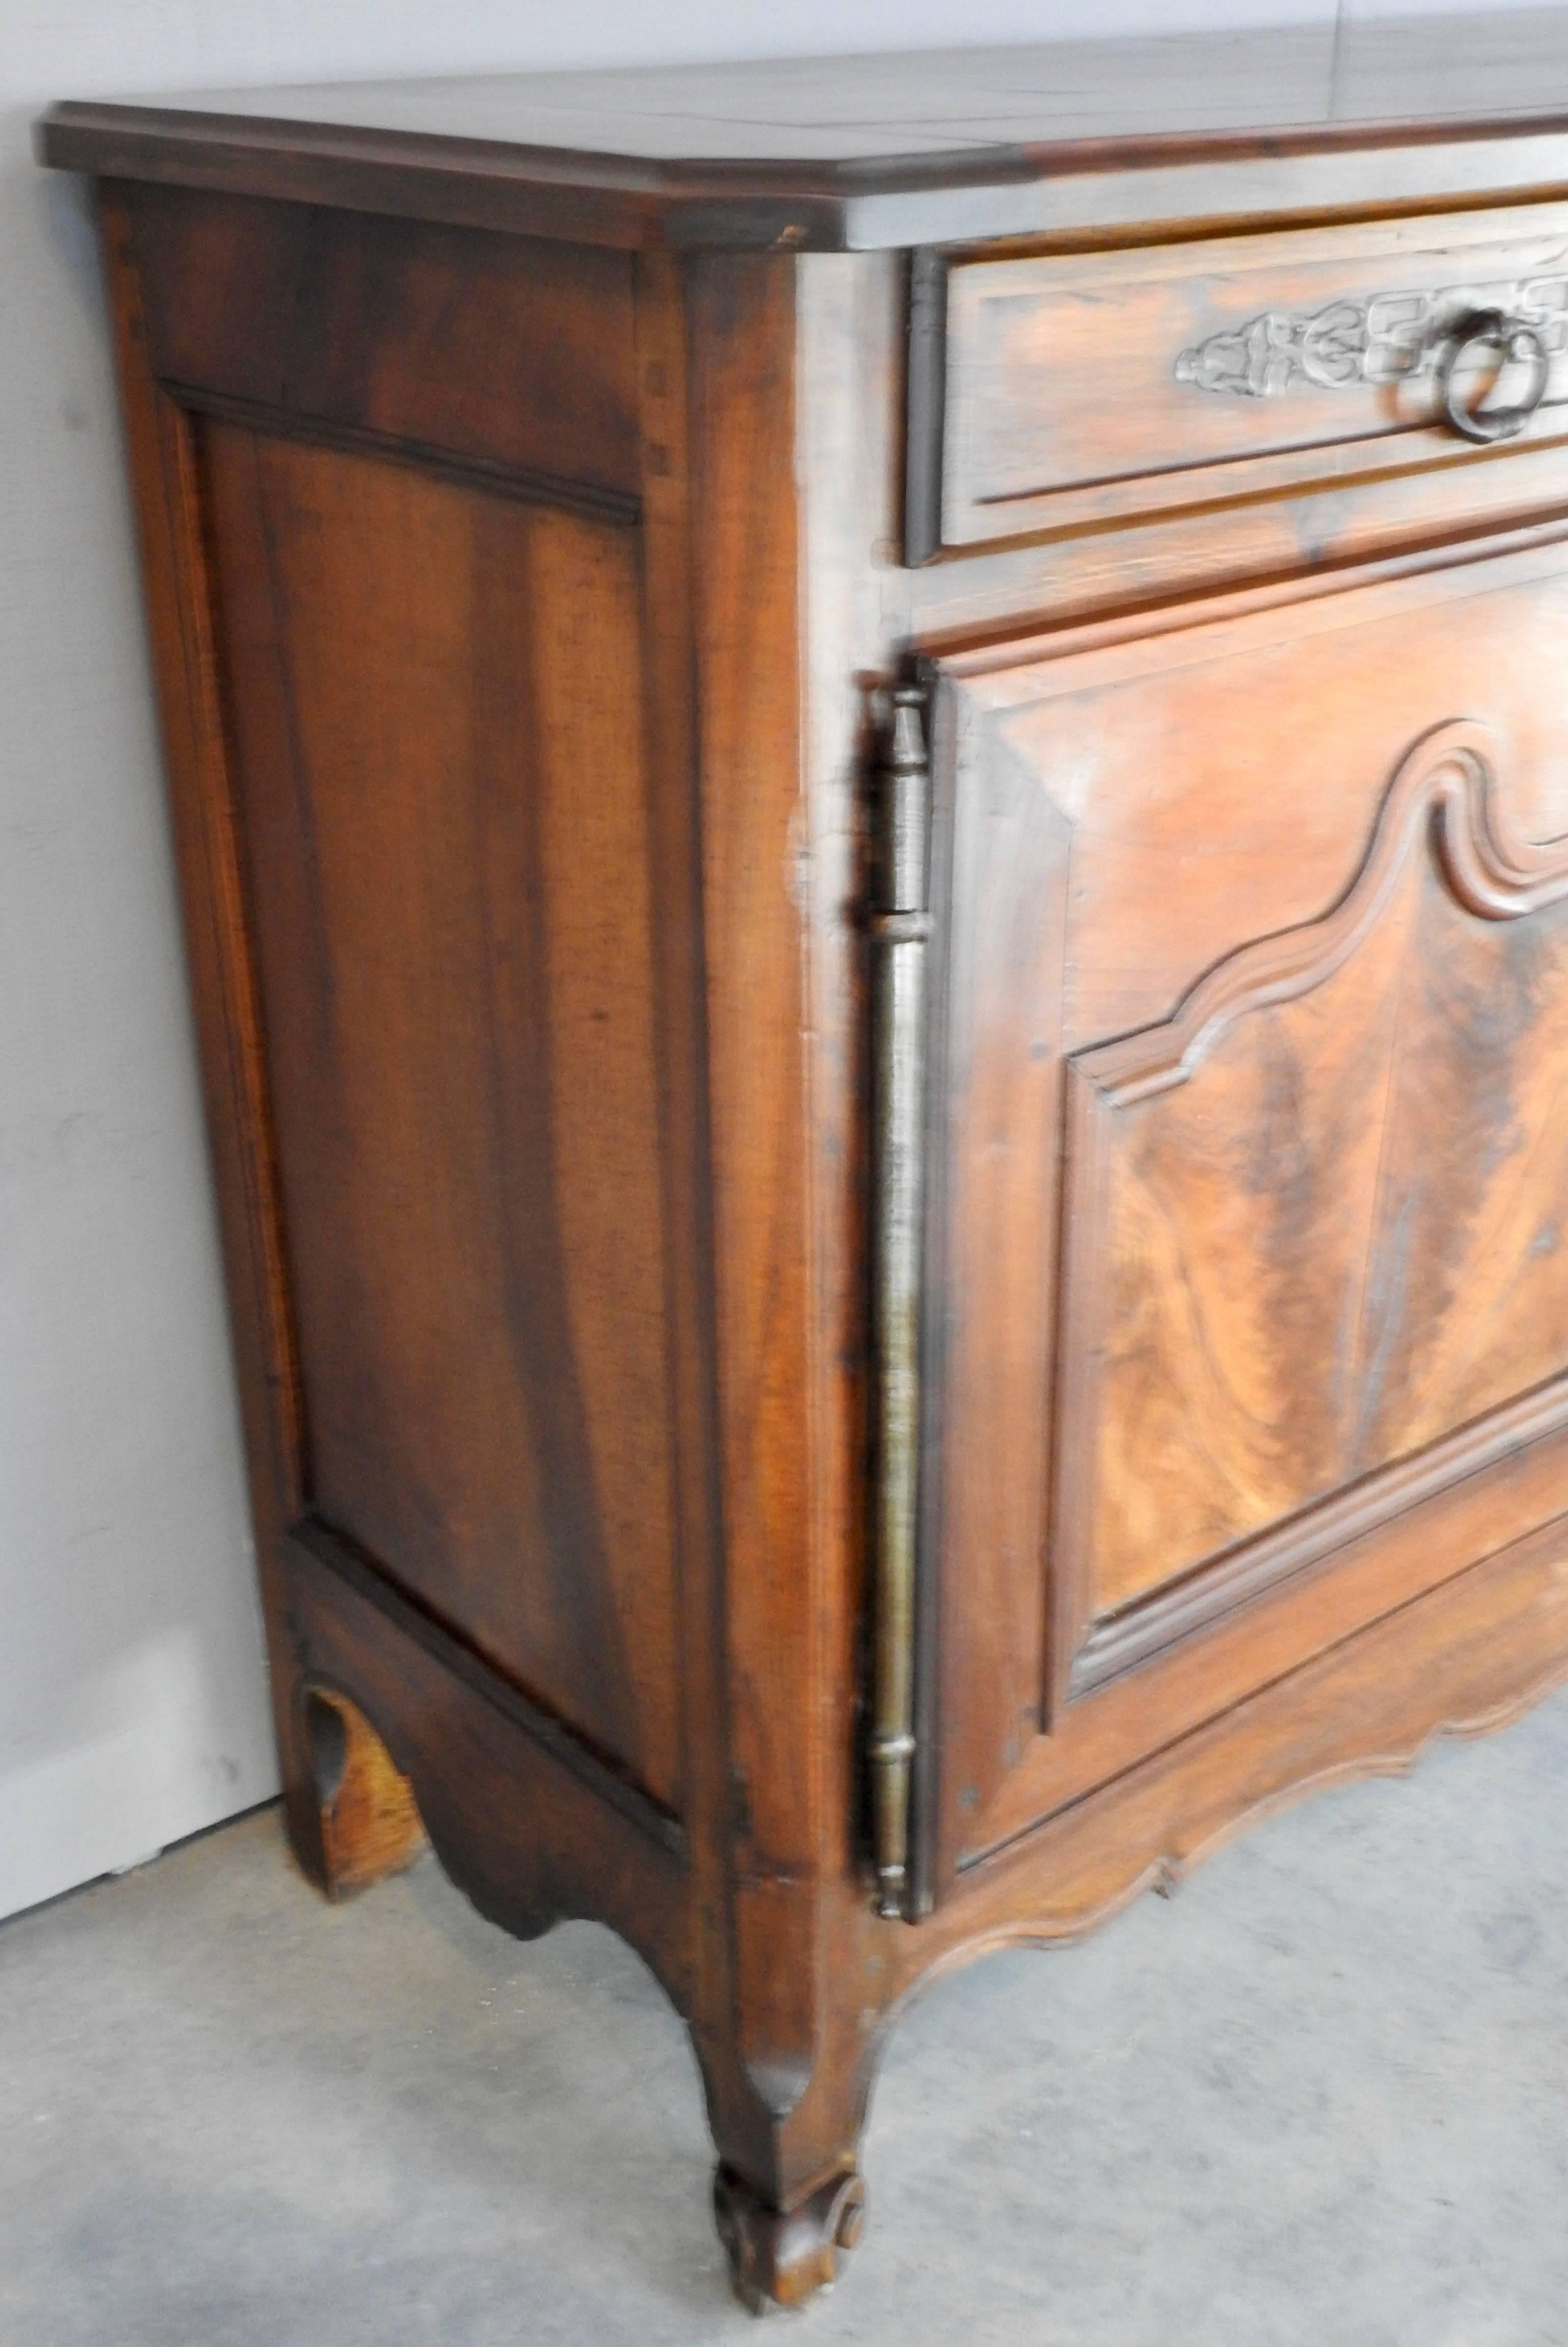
[1436, 308, 1550, 444]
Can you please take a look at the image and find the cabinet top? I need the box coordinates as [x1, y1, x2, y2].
[37, 10, 1568, 252]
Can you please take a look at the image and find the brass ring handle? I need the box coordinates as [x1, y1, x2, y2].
[1436, 308, 1550, 444]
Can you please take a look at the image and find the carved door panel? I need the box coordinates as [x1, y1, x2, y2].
[920, 530, 1568, 1900]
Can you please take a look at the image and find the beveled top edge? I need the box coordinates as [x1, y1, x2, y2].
[35, 15, 1568, 252]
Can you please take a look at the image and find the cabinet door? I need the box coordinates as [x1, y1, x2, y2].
[920, 528, 1568, 1896]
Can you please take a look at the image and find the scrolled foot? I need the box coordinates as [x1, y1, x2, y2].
[712, 2161, 866, 2313]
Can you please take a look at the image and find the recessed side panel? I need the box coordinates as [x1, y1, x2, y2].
[202, 420, 684, 1813]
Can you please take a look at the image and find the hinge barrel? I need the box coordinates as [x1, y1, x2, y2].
[868, 684, 931, 1921]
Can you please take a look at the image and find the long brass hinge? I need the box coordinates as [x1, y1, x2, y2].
[867, 681, 932, 1922]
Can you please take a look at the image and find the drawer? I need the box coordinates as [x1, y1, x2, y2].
[906, 203, 1568, 561]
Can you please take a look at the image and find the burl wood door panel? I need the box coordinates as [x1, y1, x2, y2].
[924, 529, 1568, 1891]
[202, 421, 684, 1815]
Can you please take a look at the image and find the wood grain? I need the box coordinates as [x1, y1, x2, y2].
[97, 187, 326, 1878]
[776, 1478, 1568, 2288]
[130, 185, 641, 504]
[283, 1524, 694, 1999]
[931, 1505, 1568, 1931]
[928, 525, 1568, 1883]
[686, 253, 822, 2145]
[204, 422, 684, 1812]
[1064, 720, 1568, 1630]
[1070, 867, 1411, 1613]
[933, 204, 1568, 555]
[305, 1686, 427, 1898]
[921, 705, 1070, 1859]
[40, 15, 1568, 250]
[85, 103, 1568, 2309]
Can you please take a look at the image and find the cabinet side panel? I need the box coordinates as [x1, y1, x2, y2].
[96, 187, 326, 1876]
[203, 420, 684, 1811]
[687, 254, 822, 2113]
[131, 185, 642, 500]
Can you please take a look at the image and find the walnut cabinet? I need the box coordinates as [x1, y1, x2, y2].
[40, 15, 1568, 2308]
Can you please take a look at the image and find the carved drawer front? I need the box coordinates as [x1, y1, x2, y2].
[911, 203, 1568, 559]
[920, 527, 1568, 1896]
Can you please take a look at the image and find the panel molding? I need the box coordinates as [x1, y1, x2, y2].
[1052, 718, 1568, 1702]
[290, 1517, 687, 1856]
[172, 381, 642, 528]
[201, 418, 687, 1808]
[1078, 718, 1568, 1110]
[1071, 1374, 1568, 1695]
[954, 1505, 1568, 1893]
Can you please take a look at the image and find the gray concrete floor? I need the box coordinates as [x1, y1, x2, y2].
[4, 1693, 1568, 2347]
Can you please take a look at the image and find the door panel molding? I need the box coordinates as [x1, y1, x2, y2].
[924, 542, 1568, 1893]
[1053, 719, 1568, 1697]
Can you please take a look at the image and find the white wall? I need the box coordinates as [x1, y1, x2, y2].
[0, 0, 1555, 1921]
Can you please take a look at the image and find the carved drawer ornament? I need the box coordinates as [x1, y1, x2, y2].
[1174, 277, 1568, 398]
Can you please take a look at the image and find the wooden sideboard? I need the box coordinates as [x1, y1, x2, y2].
[41, 12, 1568, 2308]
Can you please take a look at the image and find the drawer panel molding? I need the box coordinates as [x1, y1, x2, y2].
[911, 203, 1568, 559]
